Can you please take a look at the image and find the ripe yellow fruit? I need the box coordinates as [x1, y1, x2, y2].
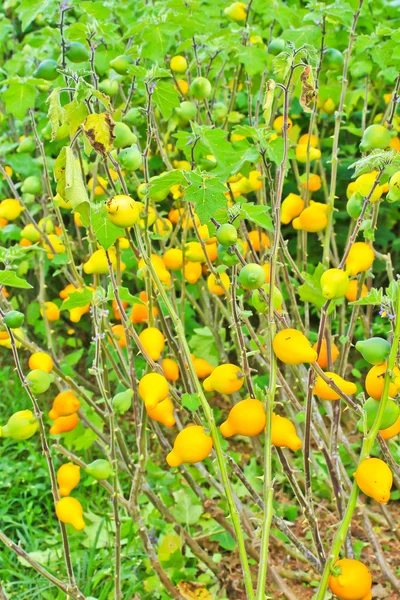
[292, 201, 328, 232]
[183, 261, 202, 284]
[146, 397, 176, 428]
[110, 324, 127, 348]
[354, 457, 393, 504]
[313, 372, 357, 401]
[295, 144, 321, 163]
[353, 171, 384, 203]
[138, 254, 171, 286]
[170, 55, 188, 73]
[320, 268, 349, 299]
[43, 234, 65, 259]
[273, 329, 318, 365]
[40, 301, 60, 322]
[0, 199, 24, 220]
[321, 98, 335, 114]
[56, 497, 85, 530]
[163, 248, 184, 271]
[345, 242, 374, 276]
[50, 413, 79, 435]
[139, 327, 165, 361]
[166, 426, 213, 466]
[0, 410, 38, 440]
[224, 1, 247, 21]
[345, 280, 368, 302]
[49, 391, 80, 420]
[280, 193, 304, 225]
[0, 328, 24, 349]
[220, 399, 266, 437]
[191, 356, 215, 379]
[365, 363, 400, 400]
[271, 414, 302, 451]
[57, 463, 81, 496]
[380, 415, 400, 440]
[203, 364, 244, 394]
[207, 272, 230, 295]
[329, 558, 372, 600]
[248, 230, 270, 251]
[83, 248, 125, 275]
[88, 175, 107, 196]
[298, 134, 318, 147]
[106, 195, 139, 228]
[273, 115, 293, 132]
[28, 352, 54, 373]
[138, 372, 169, 409]
[162, 358, 180, 382]
[176, 79, 189, 94]
[312, 339, 340, 369]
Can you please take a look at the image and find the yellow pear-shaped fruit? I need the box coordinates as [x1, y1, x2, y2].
[203, 364, 244, 394]
[57, 463, 81, 497]
[138, 373, 169, 409]
[220, 399, 266, 437]
[56, 497, 85, 530]
[166, 426, 213, 467]
[313, 372, 357, 400]
[146, 397, 176, 428]
[271, 414, 302, 451]
[273, 329, 318, 365]
[354, 457, 393, 504]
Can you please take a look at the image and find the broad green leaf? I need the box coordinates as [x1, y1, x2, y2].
[64, 99, 89, 136]
[171, 489, 203, 525]
[266, 137, 285, 165]
[181, 393, 201, 412]
[0, 270, 32, 289]
[149, 170, 185, 195]
[61, 288, 93, 311]
[91, 206, 122, 249]
[237, 46, 269, 76]
[3, 81, 36, 120]
[189, 326, 219, 366]
[241, 203, 274, 232]
[349, 288, 383, 306]
[152, 80, 180, 120]
[297, 264, 326, 309]
[183, 172, 228, 224]
[46, 88, 64, 141]
[54, 147, 89, 210]
[210, 531, 236, 551]
[158, 533, 182, 563]
[17, 0, 52, 31]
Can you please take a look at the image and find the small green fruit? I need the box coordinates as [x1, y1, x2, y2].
[112, 388, 133, 414]
[21, 176, 42, 195]
[0, 410, 38, 440]
[118, 145, 142, 171]
[358, 397, 400, 431]
[123, 107, 144, 126]
[175, 101, 197, 122]
[190, 77, 212, 100]
[66, 42, 90, 63]
[268, 39, 285, 55]
[17, 137, 36, 154]
[113, 122, 137, 149]
[324, 48, 344, 70]
[110, 55, 132, 75]
[252, 284, 283, 313]
[356, 337, 391, 365]
[34, 59, 59, 81]
[26, 369, 53, 394]
[346, 193, 363, 219]
[360, 124, 392, 152]
[238, 263, 266, 290]
[216, 223, 238, 247]
[3, 310, 25, 329]
[86, 459, 114, 480]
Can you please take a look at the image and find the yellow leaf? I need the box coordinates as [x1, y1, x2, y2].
[177, 582, 213, 600]
[158, 532, 181, 563]
[83, 113, 115, 157]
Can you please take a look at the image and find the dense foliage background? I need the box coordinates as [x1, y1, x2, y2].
[1, 0, 400, 599]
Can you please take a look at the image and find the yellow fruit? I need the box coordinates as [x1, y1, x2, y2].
[345, 242, 374, 276]
[273, 329, 318, 365]
[106, 194, 139, 228]
[43, 234, 65, 260]
[162, 358, 180, 382]
[110, 324, 127, 348]
[248, 230, 270, 251]
[83, 248, 124, 275]
[0, 199, 24, 220]
[224, 1, 247, 21]
[281, 193, 304, 225]
[329, 558, 372, 600]
[203, 364, 244, 394]
[40, 301, 60, 322]
[273, 116, 293, 132]
[313, 372, 357, 401]
[88, 175, 107, 196]
[192, 356, 215, 379]
[184, 241, 206, 262]
[320, 268, 349, 300]
[365, 363, 400, 400]
[139, 327, 165, 361]
[28, 352, 54, 373]
[170, 55, 188, 73]
[0, 410, 38, 440]
[176, 79, 189, 95]
[295, 144, 321, 163]
[220, 399, 266, 437]
[49, 391, 80, 420]
[138, 372, 169, 409]
[137, 203, 156, 229]
[353, 171, 384, 203]
[380, 415, 400, 440]
[50, 413, 79, 435]
[298, 134, 318, 147]
[184, 261, 202, 284]
[0, 328, 24, 349]
[57, 463, 81, 497]
[163, 248, 184, 271]
[166, 426, 213, 466]
[146, 397, 176, 428]
[271, 414, 302, 451]
[207, 272, 230, 295]
[345, 280, 368, 302]
[321, 98, 336, 114]
[301, 173, 322, 192]
[138, 254, 171, 286]
[312, 339, 340, 369]
[354, 457, 393, 504]
[292, 201, 328, 232]
[56, 497, 85, 530]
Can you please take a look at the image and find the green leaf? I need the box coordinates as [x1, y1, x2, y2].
[54, 147, 89, 210]
[158, 533, 182, 564]
[91, 206, 122, 249]
[349, 287, 383, 306]
[152, 80, 180, 120]
[171, 489, 203, 525]
[297, 264, 326, 309]
[3, 81, 36, 120]
[0, 270, 32, 289]
[189, 326, 219, 367]
[149, 170, 185, 195]
[17, 0, 52, 31]
[63, 349, 85, 366]
[183, 172, 228, 224]
[266, 137, 285, 165]
[61, 288, 93, 311]
[241, 203, 274, 232]
[46, 88, 64, 141]
[210, 531, 236, 551]
[237, 46, 269, 76]
[64, 99, 89, 136]
[181, 393, 201, 412]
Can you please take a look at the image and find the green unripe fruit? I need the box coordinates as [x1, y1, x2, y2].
[21, 224, 41, 243]
[21, 176, 42, 195]
[175, 101, 197, 122]
[109, 55, 132, 75]
[190, 77, 212, 100]
[34, 59, 59, 81]
[360, 124, 392, 152]
[86, 459, 114, 480]
[320, 268, 349, 300]
[137, 181, 169, 203]
[346, 193, 363, 219]
[238, 263, 266, 290]
[268, 39, 286, 55]
[358, 397, 400, 431]
[112, 389, 133, 414]
[387, 170, 400, 203]
[355, 337, 391, 365]
[99, 78, 119, 96]
[0, 410, 38, 441]
[113, 122, 137, 149]
[324, 48, 344, 70]
[212, 102, 228, 122]
[66, 42, 90, 63]
[118, 145, 142, 171]
[216, 223, 238, 247]
[217, 241, 244, 266]
[252, 284, 283, 313]
[123, 107, 144, 126]
[39, 217, 55, 234]
[3, 310, 25, 328]
[26, 369, 53, 394]
[17, 137, 36, 154]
